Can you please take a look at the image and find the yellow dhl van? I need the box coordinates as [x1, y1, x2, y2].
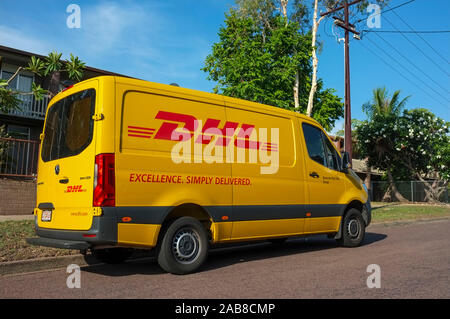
[27, 76, 371, 274]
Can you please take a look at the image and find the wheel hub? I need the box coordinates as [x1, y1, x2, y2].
[347, 219, 360, 238]
[172, 229, 200, 263]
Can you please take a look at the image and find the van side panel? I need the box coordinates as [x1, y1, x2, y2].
[224, 99, 307, 240]
[114, 81, 232, 246]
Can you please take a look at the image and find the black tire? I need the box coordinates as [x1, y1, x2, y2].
[336, 208, 366, 247]
[157, 216, 209, 275]
[90, 248, 133, 264]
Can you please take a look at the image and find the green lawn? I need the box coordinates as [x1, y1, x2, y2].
[1, 203, 449, 262]
[0, 220, 78, 262]
[371, 203, 450, 223]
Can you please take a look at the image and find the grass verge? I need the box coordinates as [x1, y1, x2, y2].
[0, 220, 78, 263]
[371, 203, 450, 223]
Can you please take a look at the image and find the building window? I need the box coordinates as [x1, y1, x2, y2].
[7, 124, 30, 140]
[1, 71, 33, 92]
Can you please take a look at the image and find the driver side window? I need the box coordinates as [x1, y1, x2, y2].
[302, 122, 341, 171]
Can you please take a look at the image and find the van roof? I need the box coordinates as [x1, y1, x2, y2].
[67, 75, 323, 126]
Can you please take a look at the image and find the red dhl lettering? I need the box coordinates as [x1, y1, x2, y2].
[129, 173, 252, 186]
[127, 110, 278, 152]
[65, 185, 86, 193]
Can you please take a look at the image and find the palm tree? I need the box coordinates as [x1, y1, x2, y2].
[362, 87, 410, 202]
[362, 87, 410, 119]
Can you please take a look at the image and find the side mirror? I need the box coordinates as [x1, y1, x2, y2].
[341, 151, 351, 173]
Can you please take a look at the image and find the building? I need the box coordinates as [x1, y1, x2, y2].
[328, 134, 383, 182]
[0, 45, 127, 142]
[0, 45, 129, 215]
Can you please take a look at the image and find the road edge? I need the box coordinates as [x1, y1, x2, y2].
[2, 217, 450, 276]
[0, 254, 94, 276]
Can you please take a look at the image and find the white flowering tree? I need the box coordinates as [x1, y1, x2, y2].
[356, 108, 449, 202]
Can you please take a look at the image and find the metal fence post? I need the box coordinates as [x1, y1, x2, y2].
[411, 181, 414, 202]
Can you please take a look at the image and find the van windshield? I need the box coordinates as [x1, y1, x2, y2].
[41, 89, 96, 162]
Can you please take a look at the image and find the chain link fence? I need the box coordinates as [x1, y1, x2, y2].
[370, 181, 449, 203]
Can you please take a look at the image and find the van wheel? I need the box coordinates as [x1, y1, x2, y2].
[91, 248, 133, 264]
[157, 216, 208, 275]
[336, 208, 366, 247]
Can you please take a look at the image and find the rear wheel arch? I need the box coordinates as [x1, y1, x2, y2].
[156, 208, 211, 274]
[158, 203, 213, 242]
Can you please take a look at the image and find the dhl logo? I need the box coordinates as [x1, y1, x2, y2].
[65, 185, 86, 193]
[127, 110, 278, 152]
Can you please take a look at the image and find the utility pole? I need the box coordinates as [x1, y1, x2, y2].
[321, 0, 361, 162]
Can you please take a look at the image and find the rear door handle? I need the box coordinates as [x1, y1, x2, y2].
[59, 178, 69, 184]
[309, 172, 320, 178]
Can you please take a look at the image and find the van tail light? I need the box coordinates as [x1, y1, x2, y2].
[93, 153, 115, 207]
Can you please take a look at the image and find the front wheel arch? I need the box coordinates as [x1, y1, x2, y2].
[334, 200, 365, 240]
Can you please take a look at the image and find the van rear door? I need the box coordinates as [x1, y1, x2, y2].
[36, 82, 98, 231]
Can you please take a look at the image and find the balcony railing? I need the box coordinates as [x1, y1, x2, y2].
[0, 137, 40, 178]
[2, 94, 49, 120]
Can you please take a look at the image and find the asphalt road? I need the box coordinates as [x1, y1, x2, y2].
[1, 219, 449, 299]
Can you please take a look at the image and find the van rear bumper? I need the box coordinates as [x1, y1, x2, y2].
[26, 237, 91, 250]
[27, 213, 118, 250]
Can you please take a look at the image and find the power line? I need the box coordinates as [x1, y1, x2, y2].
[358, 38, 450, 109]
[356, 0, 416, 23]
[369, 31, 449, 98]
[364, 35, 449, 105]
[386, 3, 450, 65]
[382, 14, 450, 77]
[363, 30, 450, 34]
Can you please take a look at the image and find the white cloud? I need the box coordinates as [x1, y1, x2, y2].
[0, 25, 51, 55]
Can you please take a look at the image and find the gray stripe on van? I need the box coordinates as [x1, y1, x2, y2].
[110, 204, 345, 224]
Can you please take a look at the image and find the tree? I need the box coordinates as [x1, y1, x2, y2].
[203, 6, 343, 131]
[356, 87, 410, 201]
[235, 0, 310, 109]
[362, 87, 410, 120]
[0, 51, 85, 114]
[30, 51, 86, 97]
[393, 109, 449, 202]
[356, 108, 449, 203]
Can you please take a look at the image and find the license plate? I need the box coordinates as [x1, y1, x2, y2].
[41, 210, 52, 222]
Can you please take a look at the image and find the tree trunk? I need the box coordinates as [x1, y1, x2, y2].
[48, 71, 61, 97]
[414, 172, 447, 203]
[306, 0, 325, 117]
[280, 0, 288, 25]
[364, 159, 371, 199]
[386, 166, 409, 202]
[294, 71, 299, 109]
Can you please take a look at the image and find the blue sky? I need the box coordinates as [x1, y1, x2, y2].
[0, 0, 448, 132]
